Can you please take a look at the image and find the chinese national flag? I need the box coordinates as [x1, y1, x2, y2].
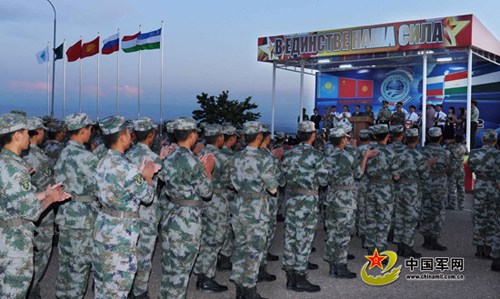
[338, 77, 356, 98]
[357, 79, 373, 98]
[66, 40, 81, 62]
[81, 37, 100, 59]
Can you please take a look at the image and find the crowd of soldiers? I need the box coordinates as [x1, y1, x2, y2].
[0, 109, 499, 299]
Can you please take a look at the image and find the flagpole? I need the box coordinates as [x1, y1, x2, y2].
[45, 0, 57, 117]
[138, 24, 142, 117]
[79, 35, 82, 112]
[116, 28, 120, 114]
[63, 39, 66, 117]
[97, 32, 100, 121]
[160, 21, 164, 126]
[47, 42, 50, 116]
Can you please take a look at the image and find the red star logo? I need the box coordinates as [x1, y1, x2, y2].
[365, 248, 387, 270]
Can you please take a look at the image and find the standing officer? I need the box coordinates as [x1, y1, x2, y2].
[281, 121, 328, 292]
[126, 117, 163, 299]
[446, 135, 467, 210]
[420, 127, 451, 251]
[228, 121, 279, 299]
[92, 115, 156, 298]
[158, 118, 214, 299]
[0, 112, 69, 298]
[54, 113, 99, 299]
[468, 129, 499, 259]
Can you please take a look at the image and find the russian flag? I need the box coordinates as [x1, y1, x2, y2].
[102, 33, 119, 55]
[426, 75, 444, 97]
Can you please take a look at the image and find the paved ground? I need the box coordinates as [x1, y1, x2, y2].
[40, 194, 500, 298]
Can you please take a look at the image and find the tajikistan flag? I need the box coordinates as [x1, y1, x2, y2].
[444, 70, 500, 95]
[122, 28, 161, 53]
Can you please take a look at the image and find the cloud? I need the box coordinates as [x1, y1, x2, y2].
[6, 80, 49, 92]
[119, 85, 139, 96]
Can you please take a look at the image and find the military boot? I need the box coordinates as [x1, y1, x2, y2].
[484, 246, 492, 259]
[397, 243, 405, 256]
[475, 245, 485, 258]
[235, 284, 245, 299]
[285, 271, 295, 290]
[243, 286, 267, 299]
[217, 254, 233, 271]
[257, 266, 276, 282]
[428, 237, 447, 251]
[293, 272, 321, 292]
[347, 253, 355, 260]
[403, 244, 422, 258]
[28, 284, 41, 299]
[266, 252, 279, 261]
[422, 236, 432, 249]
[491, 258, 500, 272]
[196, 274, 228, 292]
[331, 263, 357, 279]
[307, 261, 319, 270]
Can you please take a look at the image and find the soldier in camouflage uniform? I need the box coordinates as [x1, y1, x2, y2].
[0, 113, 69, 299]
[43, 121, 66, 168]
[218, 123, 239, 271]
[281, 121, 328, 293]
[446, 135, 467, 210]
[228, 121, 279, 299]
[192, 124, 230, 292]
[257, 125, 286, 282]
[92, 115, 156, 299]
[356, 129, 372, 247]
[325, 127, 378, 279]
[468, 129, 499, 259]
[491, 140, 500, 271]
[420, 127, 451, 251]
[387, 125, 406, 243]
[54, 113, 99, 299]
[364, 124, 401, 254]
[393, 128, 432, 258]
[158, 118, 214, 299]
[23, 117, 55, 299]
[126, 117, 163, 298]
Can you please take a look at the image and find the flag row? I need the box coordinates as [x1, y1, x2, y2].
[36, 28, 162, 64]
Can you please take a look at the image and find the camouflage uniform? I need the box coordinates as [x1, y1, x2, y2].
[387, 126, 406, 238]
[219, 144, 236, 259]
[228, 122, 279, 289]
[355, 129, 373, 242]
[54, 113, 98, 299]
[364, 124, 400, 252]
[491, 144, 500, 269]
[93, 143, 108, 161]
[158, 118, 213, 299]
[92, 116, 154, 299]
[193, 125, 231, 280]
[283, 122, 328, 274]
[393, 129, 430, 249]
[420, 127, 451, 246]
[446, 142, 467, 210]
[0, 113, 43, 298]
[468, 130, 499, 251]
[43, 121, 66, 168]
[324, 128, 363, 266]
[23, 118, 55, 296]
[126, 118, 163, 297]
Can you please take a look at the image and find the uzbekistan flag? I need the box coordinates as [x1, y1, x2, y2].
[102, 33, 119, 55]
[137, 28, 161, 50]
[122, 32, 141, 53]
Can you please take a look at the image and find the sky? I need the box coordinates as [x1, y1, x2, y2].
[0, 0, 499, 132]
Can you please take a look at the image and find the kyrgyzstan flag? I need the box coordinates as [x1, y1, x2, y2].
[338, 77, 356, 98]
[66, 40, 81, 62]
[81, 37, 100, 59]
[357, 79, 373, 98]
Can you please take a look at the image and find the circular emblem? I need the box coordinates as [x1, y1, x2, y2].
[43, 167, 52, 177]
[380, 69, 413, 105]
[20, 178, 32, 192]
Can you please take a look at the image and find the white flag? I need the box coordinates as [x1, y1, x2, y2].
[36, 47, 49, 64]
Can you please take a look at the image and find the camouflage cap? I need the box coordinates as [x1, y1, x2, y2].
[329, 127, 349, 138]
[10, 110, 27, 117]
[243, 121, 262, 135]
[405, 128, 419, 137]
[275, 131, 286, 140]
[65, 113, 95, 131]
[359, 129, 370, 139]
[222, 123, 239, 136]
[368, 126, 375, 136]
[165, 120, 176, 134]
[99, 115, 127, 135]
[125, 120, 135, 132]
[47, 121, 66, 133]
[204, 123, 223, 137]
[27, 117, 48, 131]
[0, 113, 28, 135]
[174, 117, 197, 131]
[390, 125, 404, 134]
[428, 127, 442, 137]
[335, 120, 352, 133]
[297, 121, 316, 133]
[133, 117, 155, 132]
[260, 124, 270, 133]
[482, 129, 497, 142]
[372, 124, 389, 134]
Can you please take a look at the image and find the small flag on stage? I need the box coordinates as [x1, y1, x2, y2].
[66, 40, 82, 62]
[36, 47, 49, 64]
[102, 33, 119, 55]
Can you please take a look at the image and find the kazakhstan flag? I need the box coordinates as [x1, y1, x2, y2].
[317, 73, 338, 99]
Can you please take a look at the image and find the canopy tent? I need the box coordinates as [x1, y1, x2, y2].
[258, 14, 500, 150]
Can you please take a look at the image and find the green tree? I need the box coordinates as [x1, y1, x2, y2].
[192, 90, 260, 128]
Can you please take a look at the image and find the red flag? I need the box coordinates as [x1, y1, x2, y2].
[357, 79, 373, 98]
[81, 37, 100, 59]
[66, 40, 81, 62]
[339, 77, 356, 98]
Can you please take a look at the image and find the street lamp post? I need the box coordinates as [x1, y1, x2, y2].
[46, 0, 56, 117]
